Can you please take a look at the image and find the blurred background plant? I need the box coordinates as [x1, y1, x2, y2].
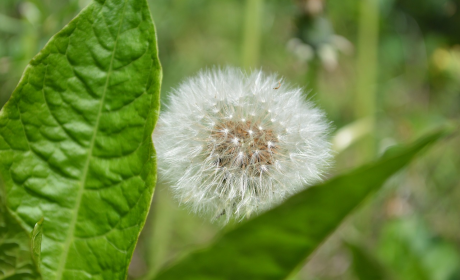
[1, 0, 459, 279]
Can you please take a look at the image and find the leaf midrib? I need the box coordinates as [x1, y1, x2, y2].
[54, 1, 128, 278]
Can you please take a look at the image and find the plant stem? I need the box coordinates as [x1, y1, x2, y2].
[242, 0, 263, 69]
[306, 55, 320, 100]
[141, 186, 174, 280]
[355, 0, 379, 161]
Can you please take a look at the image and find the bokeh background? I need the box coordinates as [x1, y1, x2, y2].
[1, 0, 459, 279]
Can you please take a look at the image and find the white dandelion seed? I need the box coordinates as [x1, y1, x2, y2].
[153, 67, 333, 223]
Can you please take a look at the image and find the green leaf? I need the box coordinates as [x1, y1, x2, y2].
[0, 187, 41, 280]
[0, 0, 161, 278]
[153, 129, 447, 280]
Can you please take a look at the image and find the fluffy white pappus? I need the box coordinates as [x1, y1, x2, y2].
[153, 67, 333, 223]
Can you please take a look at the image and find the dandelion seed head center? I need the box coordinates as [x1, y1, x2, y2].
[208, 119, 279, 173]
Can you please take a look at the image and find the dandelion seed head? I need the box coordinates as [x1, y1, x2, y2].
[153, 67, 333, 223]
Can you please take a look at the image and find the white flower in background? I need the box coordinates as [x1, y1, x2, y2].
[153, 67, 332, 223]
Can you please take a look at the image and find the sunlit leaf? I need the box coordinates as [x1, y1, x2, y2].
[0, 0, 161, 278]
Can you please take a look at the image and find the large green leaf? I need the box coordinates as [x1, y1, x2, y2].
[0, 0, 161, 278]
[154, 129, 447, 280]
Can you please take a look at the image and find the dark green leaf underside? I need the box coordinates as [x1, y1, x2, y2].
[0, 0, 161, 279]
[154, 129, 447, 280]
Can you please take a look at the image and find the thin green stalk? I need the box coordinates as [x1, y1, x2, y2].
[306, 55, 321, 100]
[141, 186, 174, 280]
[241, 0, 263, 69]
[355, 0, 379, 161]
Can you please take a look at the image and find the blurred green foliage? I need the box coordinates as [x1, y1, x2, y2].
[1, 0, 459, 279]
